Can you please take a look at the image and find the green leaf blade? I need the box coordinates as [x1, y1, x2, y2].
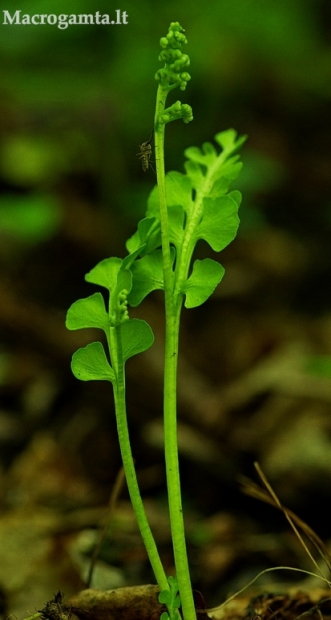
[183, 258, 225, 308]
[125, 216, 161, 260]
[128, 249, 165, 306]
[195, 194, 240, 252]
[159, 591, 172, 605]
[184, 160, 205, 193]
[85, 257, 123, 290]
[184, 145, 209, 167]
[214, 128, 247, 155]
[165, 171, 192, 213]
[146, 184, 159, 218]
[168, 205, 185, 248]
[209, 161, 243, 197]
[71, 342, 115, 383]
[66, 293, 109, 334]
[120, 319, 154, 362]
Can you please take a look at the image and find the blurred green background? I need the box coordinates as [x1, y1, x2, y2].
[2, 0, 331, 253]
[1, 0, 331, 610]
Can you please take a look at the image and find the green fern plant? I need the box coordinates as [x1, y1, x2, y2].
[66, 22, 246, 620]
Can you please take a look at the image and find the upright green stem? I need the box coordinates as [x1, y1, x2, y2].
[154, 88, 174, 299]
[111, 324, 169, 593]
[155, 85, 197, 620]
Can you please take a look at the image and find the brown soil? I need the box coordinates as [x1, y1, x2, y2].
[39, 587, 331, 620]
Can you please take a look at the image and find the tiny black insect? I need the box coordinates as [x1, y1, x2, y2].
[137, 133, 153, 172]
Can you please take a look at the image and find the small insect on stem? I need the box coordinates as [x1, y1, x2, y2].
[137, 132, 153, 172]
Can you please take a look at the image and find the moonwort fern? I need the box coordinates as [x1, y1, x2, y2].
[128, 130, 244, 309]
[66, 22, 246, 620]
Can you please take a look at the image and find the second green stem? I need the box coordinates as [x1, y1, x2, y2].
[154, 85, 197, 620]
[111, 324, 169, 593]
